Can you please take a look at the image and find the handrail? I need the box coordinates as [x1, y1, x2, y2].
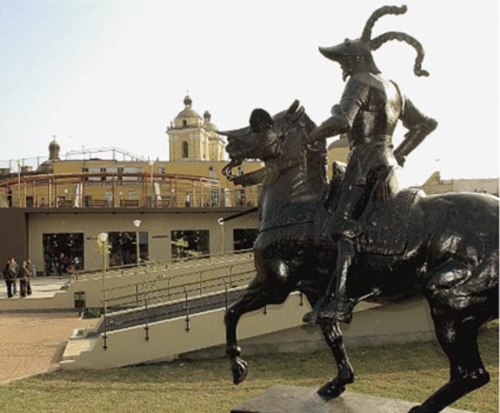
[103, 268, 255, 309]
[78, 248, 253, 279]
[103, 251, 253, 294]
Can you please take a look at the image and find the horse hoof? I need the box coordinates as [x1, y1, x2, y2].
[317, 378, 346, 400]
[231, 357, 248, 385]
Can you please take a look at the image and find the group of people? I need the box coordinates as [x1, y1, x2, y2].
[2, 258, 35, 298]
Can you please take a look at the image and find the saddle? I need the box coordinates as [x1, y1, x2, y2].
[359, 188, 424, 255]
[314, 168, 425, 256]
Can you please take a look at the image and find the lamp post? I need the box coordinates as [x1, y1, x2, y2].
[218, 217, 225, 254]
[148, 160, 154, 207]
[97, 232, 109, 350]
[133, 219, 141, 267]
[17, 160, 21, 207]
[97, 232, 109, 316]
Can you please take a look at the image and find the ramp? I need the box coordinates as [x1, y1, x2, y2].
[61, 291, 311, 370]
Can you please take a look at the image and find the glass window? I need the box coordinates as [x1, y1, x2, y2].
[233, 228, 258, 251]
[171, 230, 209, 260]
[182, 141, 189, 158]
[108, 231, 148, 267]
[42, 233, 84, 275]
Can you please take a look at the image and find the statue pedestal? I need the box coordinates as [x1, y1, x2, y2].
[231, 385, 476, 413]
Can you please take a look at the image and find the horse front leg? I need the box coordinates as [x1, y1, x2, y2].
[225, 275, 268, 385]
[303, 289, 354, 399]
[316, 318, 355, 399]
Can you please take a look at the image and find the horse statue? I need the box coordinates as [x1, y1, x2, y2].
[220, 100, 499, 413]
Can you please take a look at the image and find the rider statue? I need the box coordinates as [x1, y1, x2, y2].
[307, 5, 438, 322]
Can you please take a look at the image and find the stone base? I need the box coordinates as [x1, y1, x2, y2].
[230, 385, 476, 413]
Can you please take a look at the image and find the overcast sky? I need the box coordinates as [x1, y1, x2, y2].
[0, 0, 498, 186]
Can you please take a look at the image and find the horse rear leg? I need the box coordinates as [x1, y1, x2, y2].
[409, 306, 490, 413]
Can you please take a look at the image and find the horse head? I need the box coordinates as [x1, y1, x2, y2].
[220, 100, 312, 181]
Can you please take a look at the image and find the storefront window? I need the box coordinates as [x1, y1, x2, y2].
[108, 231, 148, 267]
[42, 233, 84, 275]
[171, 230, 209, 260]
[233, 228, 258, 251]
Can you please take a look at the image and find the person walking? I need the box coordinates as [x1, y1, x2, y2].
[27, 259, 36, 277]
[9, 258, 19, 295]
[7, 186, 13, 207]
[19, 261, 31, 298]
[3, 261, 14, 298]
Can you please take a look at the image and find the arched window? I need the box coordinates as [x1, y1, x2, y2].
[182, 120, 187, 127]
[182, 141, 189, 158]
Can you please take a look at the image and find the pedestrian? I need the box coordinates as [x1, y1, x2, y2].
[184, 192, 191, 207]
[3, 261, 14, 298]
[7, 186, 12, 207]
[57, 252, 66, 276]
[27, 259, 36, 277]
[9, 258, 18, 295]
[19, 261, 30, 298]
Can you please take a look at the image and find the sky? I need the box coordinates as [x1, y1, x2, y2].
[0, 0, 498, 187]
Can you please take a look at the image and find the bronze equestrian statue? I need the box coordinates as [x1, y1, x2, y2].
[219, 6, 499, 413]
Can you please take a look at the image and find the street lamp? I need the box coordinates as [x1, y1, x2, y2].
[133, 219, 141, 267]
[148, 160, 155, 207]
[97, 232, 109, 318]
[17, 160, 21, 207]
[218, 217, 225, 254]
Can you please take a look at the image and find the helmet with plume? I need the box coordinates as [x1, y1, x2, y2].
[320, 5, 429, 81]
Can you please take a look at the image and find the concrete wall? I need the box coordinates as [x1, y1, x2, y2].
[61, 297, 436, 370]
[0, 208, 28, 266]
[27, 208, 259, 273]
[181, 299, 435, 359]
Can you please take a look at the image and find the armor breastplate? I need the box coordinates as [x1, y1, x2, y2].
[345, 73, 402, 147]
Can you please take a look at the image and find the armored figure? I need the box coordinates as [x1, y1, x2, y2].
[308, 5, 438, 322]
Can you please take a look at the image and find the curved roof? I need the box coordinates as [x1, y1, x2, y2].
[203, 111, 217, 131]
[328, 137, 349, 150]
[49, 138, 60, 149]
[176, 95, 201, 120]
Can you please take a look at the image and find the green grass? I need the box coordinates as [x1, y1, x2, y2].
[0, 326, 497, 413]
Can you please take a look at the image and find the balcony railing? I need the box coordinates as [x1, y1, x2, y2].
[0, 171, 259, 209]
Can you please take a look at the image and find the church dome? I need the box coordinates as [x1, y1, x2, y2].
[49, 138, 60, 150]
[48, 137, 61, 161]
[176, 94, 202, 120]
[203, 110, 218, 132]
[327, 136, 349, 150]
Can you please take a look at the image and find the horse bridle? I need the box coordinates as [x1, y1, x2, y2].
[226, 115, 313, 188]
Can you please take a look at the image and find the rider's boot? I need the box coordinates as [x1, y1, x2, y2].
[320, 183, 366, 322]
[303, 185, 365, 325]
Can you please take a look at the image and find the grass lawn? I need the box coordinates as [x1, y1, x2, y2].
[0, 325, 497, 413]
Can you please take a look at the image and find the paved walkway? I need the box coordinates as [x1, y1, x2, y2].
[0, 277, 91, 383]
[0, 277, 68, 300]
[0, 312, 89, 383]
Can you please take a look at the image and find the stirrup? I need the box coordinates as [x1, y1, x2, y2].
[302, 296, 326, 326]
[318, 299, 354, 324]
[331, 216, 362, 239]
